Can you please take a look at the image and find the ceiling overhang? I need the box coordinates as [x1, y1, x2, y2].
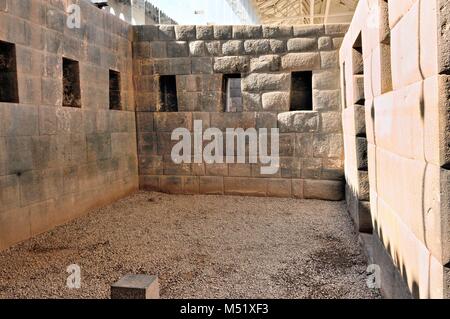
[252, 0, 358, 25]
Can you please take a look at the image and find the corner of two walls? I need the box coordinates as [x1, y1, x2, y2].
[340, 0, 450, 299]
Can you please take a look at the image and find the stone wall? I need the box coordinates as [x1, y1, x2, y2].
[134, 24, 348, 199]
[0, 0, 138, 251]
[340, 0, 450, 298]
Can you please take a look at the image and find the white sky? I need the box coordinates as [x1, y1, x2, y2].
[150, 0, 243, 25]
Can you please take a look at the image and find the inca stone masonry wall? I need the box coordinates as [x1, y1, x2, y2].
[0, 0, 138, 251]
[133, 23, 348, 199]
[341, 0, 450, 298]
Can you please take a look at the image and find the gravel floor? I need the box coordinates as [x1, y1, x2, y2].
[0, 191, 380, 299]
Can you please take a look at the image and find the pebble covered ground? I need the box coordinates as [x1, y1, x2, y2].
[0, 191, 380, 299]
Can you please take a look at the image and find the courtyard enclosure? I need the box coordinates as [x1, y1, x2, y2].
[0, 0, 449, 300]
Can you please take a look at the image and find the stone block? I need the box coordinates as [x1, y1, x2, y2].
[6, 136, 33, 174]
[292, 179, 304, 198]
[263, 26, 292, 38]
[262, 92, 290, 112]
[175, 25, 196, 41]
[391, 2, 422, 89]
[244, 39, 270, 55]
[287, 38, 318, 52]
[320, 112, 342, 133]
[183, 176, 199, 194]
[318, 36, 332, 50]
[423, 75, 450, 168]
[224, 177, 267, 196]
[313, 89, 341, 111]
[438, 0, 450, 74]
[321, 158, 344, 181]
[139, 156, 163, 175]
[242, 92, 262, 111]
[159, 25, 175, 40]
[222, 40, 244, 56]
[233, 25, 262, 39]
[192, 57, 213, 74]
[189, 41, 206, 57]
[278, 111, 319, 133]
[228, 164, 251, 177]
[0, 175, 20, 213]
[355, 137, 368, 170]
[256, 112, 277, 129]
[281, 53, 321, 71]
[279, 133, 295, 157]
[242, 73, 289, 92]
[280, 157, 302, 178]
[303, 180, 344, 201]
[312, 70, 340, 90]
[213, 56, 249, 73]
[196, 26, 214, 40]
[150, 42, 167, 58]
[353, 75, 365, 105]
[199, 176, 224, 194]
[269, 39, 286, 54]
[87, 133, 111, 162]
[167, 41, 189, 58]
[313, 134, 343, 158]
[134, 25, 159, 41]
[160, 176, 184, 194]
[111, 274, 159, 299]
[267, 179, 292, 197]
[210, 112, 255, 130]
[324, 24, 349, 36]
[31, 135, 61, 169]
[293, 25, 324, 37]
[295, 133, 314, 157]
[214, 25, 232, 40]
[205, 41, 222, 56]
[249, 55, 280, 73]
[136, 112, 154, 133]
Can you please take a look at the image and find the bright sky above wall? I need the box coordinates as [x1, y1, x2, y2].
[151, 0, 250, 25]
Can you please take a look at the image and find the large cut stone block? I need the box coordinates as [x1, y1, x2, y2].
[232, 25, 262, 39]
[278, 111, 319, 133]
[213, 56, 249, 73]
[313, 89, 341, 111]
[189, 41, 206, 57]
[154, 113, 192, 132]
[244, 40, 270, 55]
[293, 25, 324, 37]
[303, 180, 344, 201]
[250, 55, 280, 73]
[222, 40, 244, 56]
[281, 53, 320, 71]
[167, 41, 189, 58]
[111, 274, 159, 299]
[287, 38, 318, 52]
[263, 26, 293, 38]
[214, 26, 232, 40]
[242, 73, 289, 92]
[224, 177, 267, 196]
[175, 25, 196, 41]
[199, 176, 224, 195]
[262, 92, 290, 112]
[196, 26, 214, 40]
